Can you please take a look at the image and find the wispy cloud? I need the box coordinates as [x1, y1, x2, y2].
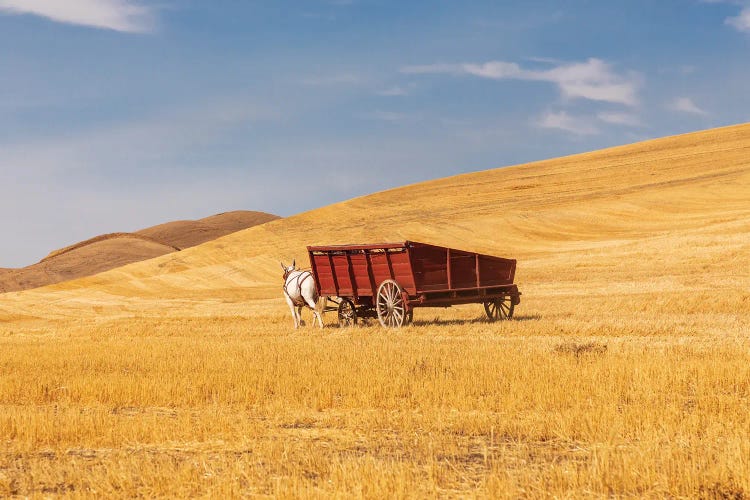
[726, 7, 750, 31]
[704, 1, 750, 32]
[669, 97, 708, 115]
[597, 112, 641, 126]
[538, 111, 599, 135]
[0, 0, 155, 33]
[402, 58, 641, 106]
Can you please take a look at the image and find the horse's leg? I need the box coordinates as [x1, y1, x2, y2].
[303, 295, 324, 329]
[313, 301, 323, 328]
[315, 296, 327, 328]
[285, 295, 299, 328]
[297, 306, 305, 327]
[314, 309, 323, 328]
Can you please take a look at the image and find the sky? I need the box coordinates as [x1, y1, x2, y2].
[0, 0, 748, 267]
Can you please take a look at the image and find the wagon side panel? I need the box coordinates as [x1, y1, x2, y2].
[409, 242, 449, 292]
[368, 248, 416, 295]
[449, 249, 478, 289]
[328, 254, 353, 296]
[390, 249, 416, 295]
[309, 252, 338, 296]
[478, 255, 516, 287]
[349, 252, 375, 297]
[367, 252, 388, 292]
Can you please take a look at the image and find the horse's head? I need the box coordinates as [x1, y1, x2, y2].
[280, 259, 296, 280]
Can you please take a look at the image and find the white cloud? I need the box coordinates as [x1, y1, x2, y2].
[706, 1, 750, 32]
[463, 61, 523, 79]
[538, 111, 599, 135]
[669, 97, 708, 115]
[401, 58, 640, 106]
[726, 7, 750, 31]
[0, 0, 154, 33]
[537, 59, 640, 106]
[597, 112, 641, 126]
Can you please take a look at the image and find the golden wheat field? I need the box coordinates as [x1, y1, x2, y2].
[0, 124, 749, 497]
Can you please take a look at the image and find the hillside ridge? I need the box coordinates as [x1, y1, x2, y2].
[0, 210, 280, 294]
[0, 122, 746, 322]
[42, 232, 181, 262]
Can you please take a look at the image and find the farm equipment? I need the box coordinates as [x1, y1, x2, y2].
[307, 241, 521, 328]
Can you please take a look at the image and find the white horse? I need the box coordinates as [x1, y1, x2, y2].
[281, 260, 324, 328]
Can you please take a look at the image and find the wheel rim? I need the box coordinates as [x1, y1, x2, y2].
[338, 299, 357, 327]
[484, 296, 514, 321]
[376, 280, 406, 328]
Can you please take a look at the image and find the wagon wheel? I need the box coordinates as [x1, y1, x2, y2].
[376, 279, 407, 328]
[337, 298, 357, 327]
[484, 296, 514, 321]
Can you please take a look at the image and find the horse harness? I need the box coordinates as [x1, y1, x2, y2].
[283, 270, 314, 307]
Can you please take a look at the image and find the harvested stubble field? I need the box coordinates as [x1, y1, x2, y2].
[0, 124, 749, 497]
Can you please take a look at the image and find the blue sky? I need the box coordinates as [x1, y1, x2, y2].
[0, 0, 748, 267]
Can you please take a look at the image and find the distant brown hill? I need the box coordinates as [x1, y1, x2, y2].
[0, 211, 279, 293]
[136, 210, 278, 250]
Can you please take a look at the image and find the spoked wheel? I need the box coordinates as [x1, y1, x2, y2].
[337, 298, 357, 327]
[376, 279, 407, 328]
[484, 296, 514, 321]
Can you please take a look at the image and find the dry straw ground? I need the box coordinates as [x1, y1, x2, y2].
[0, 124, 748, 497]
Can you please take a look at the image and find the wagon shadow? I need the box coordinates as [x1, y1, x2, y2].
[331, 313, 541, 328]
[409, 314, 542, 327]
[508, 314, 542, 322]
[328, 314, 542, 329]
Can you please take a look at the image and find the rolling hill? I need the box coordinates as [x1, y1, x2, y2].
[136, 210, 279, 250]
[0, 210, 279, 294]
[0, 123, 748, 321]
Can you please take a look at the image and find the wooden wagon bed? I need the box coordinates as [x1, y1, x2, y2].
[307, 241, 520, 328]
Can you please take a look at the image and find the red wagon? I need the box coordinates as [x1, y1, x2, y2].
[307, 241, 521, 328]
